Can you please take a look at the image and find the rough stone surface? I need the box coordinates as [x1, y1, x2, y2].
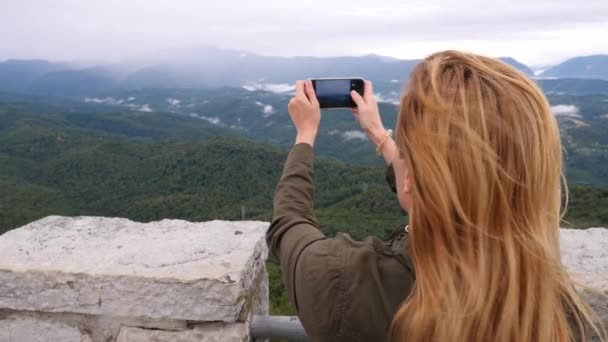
[560, 227, 608, 331]
[0, 309, 190, 342]
[116, 323, 249, 342]
[0, 316, 90, 342]
[560, 228, 608, 292]
[0, 216, 269, 322]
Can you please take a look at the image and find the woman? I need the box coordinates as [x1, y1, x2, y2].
[266, 51, 605, 341]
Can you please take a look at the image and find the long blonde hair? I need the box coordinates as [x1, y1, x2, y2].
[390, 51, 606, 341]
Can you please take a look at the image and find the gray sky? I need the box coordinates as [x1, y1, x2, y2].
[1, 0, 607, 66]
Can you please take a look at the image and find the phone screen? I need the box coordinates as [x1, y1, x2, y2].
[311, 78, 363, 108]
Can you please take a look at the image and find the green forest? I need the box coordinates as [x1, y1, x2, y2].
[1, 93, 608, 319]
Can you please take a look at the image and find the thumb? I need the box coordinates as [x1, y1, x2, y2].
[304, 80, 319, 106]
[351, 90, 365, 108]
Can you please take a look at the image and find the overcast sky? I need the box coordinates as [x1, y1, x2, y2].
[1, 0, 607, 66]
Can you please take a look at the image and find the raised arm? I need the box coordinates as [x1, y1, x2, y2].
[350, 80, 397, 166]
[266, 81, 346, 340]
[266, 79, 328, 307]
[351, 80, 398, 193]
[266, 142, 325, 270]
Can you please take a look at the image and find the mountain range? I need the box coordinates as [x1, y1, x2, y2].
[2, 47, 607, 98]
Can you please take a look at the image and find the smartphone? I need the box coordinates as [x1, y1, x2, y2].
[309, 78, 364, 109]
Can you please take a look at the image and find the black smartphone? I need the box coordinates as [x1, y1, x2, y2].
[309, 78, 364, 109]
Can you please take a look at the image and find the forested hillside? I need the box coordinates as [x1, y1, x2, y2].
[0, 102, 405, 237]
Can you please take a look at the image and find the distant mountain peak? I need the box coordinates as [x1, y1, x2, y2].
[497, 57, 534, 76]
[540, 55, 608, 80]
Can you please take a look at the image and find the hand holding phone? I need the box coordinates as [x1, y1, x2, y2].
[350, 80, 386, 142]
[309, 78, 364, 109]
[288, 80, 321, 146]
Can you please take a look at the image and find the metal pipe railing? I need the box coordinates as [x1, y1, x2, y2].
[250, 315, 309, 341]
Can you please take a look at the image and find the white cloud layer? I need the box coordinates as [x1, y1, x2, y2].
[551, 104, 581, 118]
[374, 92, 400, 105]
[1, 0, 606, 65]
[329, 129, 368, 141]
[255, 101, 276, 117]
[196, 115, 222, 125]
[244, 82, 296, 93]
[84, 97, 124, 105]
[138, 104, 153, 112]
[167, 98, 181, 106]
[341, 130, 368, 141]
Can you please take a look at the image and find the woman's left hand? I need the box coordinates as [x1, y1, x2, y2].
[288, 80, 321, 147]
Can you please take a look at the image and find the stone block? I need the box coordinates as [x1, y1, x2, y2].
[0, 316, 90, 342]
[0, 216, 269, 322]
[560, 227, 608, 292]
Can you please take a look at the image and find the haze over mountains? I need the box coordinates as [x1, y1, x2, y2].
[1, 47, 608, 98]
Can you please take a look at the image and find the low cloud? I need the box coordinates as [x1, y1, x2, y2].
[551, 104, 581, 118]
[243, 82, 296, 93]
[186, 113, 224, 125]
[341, 130, 368, 141]
[255, 101, 276, 117]
[138, 104, 153, 112]
[84, 97, 125, 105]
[167, 98, 181, 106]
[328, 129, 367, 141]
[263, 105, 275, 115]
[198, 115, 222, 125]
[375, 92, 400, 105]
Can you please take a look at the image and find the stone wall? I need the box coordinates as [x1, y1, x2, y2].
[0, 216, 269, 342]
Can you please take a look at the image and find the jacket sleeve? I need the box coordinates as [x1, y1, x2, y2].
[266, 143, 344, 339]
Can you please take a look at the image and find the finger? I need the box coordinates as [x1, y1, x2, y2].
[351, 90, 365, 107]
[364, 80, 374, 102]
[295, 80, 305, 99]
[288, 97, 296, 110]
[304, 80, 319, 106]
[351, 108, 359, 114]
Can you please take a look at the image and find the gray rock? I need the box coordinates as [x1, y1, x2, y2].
[560, 228, 608, 334]
[0, 216, 268, 322]
[560, 227, 608, 292]
[0, 316, 90, 342]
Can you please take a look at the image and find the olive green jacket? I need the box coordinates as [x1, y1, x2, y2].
[266, 143, 414, 342]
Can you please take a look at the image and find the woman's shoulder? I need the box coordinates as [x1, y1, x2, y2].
[320, 226, 414, 282]
[331, 224, 412, 262]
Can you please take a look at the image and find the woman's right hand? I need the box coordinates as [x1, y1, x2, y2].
[350, 80, 386, 145]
